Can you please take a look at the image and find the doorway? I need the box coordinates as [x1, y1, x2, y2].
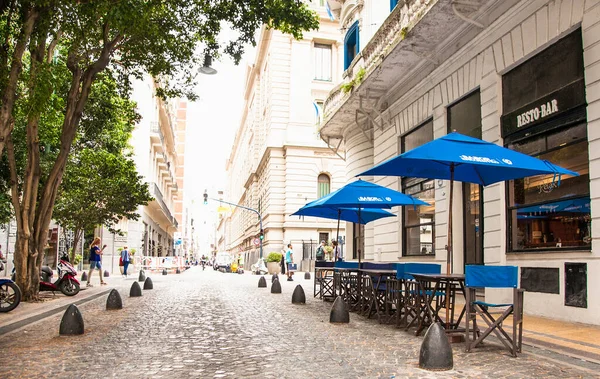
[463, 183, 483, 266]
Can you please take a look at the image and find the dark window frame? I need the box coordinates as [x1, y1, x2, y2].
[344, 21, 359, 70]
[400, 119, 435, 257]
[505, 121, 590, 253]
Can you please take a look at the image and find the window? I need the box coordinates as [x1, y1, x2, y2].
[353, 223, 364, 260]
[314, 101, 324, 125]
[401, 120, 435, 256]
[344, 21, 359, 70]
[317, 174, 331, 198]
[314, 43, 332, 81]
[390, 0, 399, 11]
[507, 123, 590, 251]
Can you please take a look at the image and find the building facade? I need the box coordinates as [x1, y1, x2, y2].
[99, 76, 185, 270]
[221, 2, 348, 269]
[320, 0, 599, 324]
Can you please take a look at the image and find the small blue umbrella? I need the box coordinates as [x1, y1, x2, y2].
[292, 205, 396, 225]
[309, 179, 429, 209]
[295, 180, 428, 265]
[359, 132, 578, 274]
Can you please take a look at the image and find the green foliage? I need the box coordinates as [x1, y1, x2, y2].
[265, 252, 282, 263]
[73, 254, 82, 265]
[400, 27, 409, 40]
[341, 67, 367, 94]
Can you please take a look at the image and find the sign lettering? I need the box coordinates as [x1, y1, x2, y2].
[517, 99, 558, 128]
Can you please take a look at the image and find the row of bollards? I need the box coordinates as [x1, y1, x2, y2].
[255, 272, 453, 372]
[59, 270, 154, 336]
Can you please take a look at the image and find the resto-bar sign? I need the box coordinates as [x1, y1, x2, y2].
[517, 99, 558, 128]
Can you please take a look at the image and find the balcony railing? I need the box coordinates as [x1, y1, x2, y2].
[150, 121, 165, 147]
[322, 0, 436, 122]
[151, 182, 178, 228]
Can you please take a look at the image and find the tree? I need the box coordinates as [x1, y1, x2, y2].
[4, 0, 319, 300]
[53, 149, 152, 264]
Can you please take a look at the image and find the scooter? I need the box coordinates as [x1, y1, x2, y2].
[0, 278, 21, 312]
[39, 257, 80, 296]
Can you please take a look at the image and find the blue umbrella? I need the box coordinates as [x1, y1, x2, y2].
[359, 132, 579, 274]
[309, 179, 429, 209]
[296, 180, 429, 265]
[292, 205, 396, 224]
[360, 132, 578, 185]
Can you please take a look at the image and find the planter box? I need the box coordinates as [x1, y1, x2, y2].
[267, 262, 281, 275]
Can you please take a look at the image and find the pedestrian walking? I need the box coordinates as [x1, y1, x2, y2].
[333, 240, 342, 262]
[285, 243, 295, 281]
[87, 237, 107, 287]
[121, 246, 130, 277]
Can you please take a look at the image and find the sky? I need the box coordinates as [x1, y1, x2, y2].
[183, 45, 256, 243]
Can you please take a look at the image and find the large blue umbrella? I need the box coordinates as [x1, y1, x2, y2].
[296, 180, 429, 265]
[359, 132, 578, 273]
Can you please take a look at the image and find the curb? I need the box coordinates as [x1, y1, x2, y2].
[0, 288, 112, 336]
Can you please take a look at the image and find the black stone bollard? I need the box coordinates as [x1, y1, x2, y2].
[81, 271, 88, 282]
[271, 279, 282, 294]
[129, 281, 142, 297]
[329, 297, 349, 323]
[291, 285, 306, 304]
[106, 289, 123, 310]
[419, 323, 453, 371]
[176, 268, 181, 274]
[258, 276, 267, 288]
[59, 304, 85, 335]
[162, 269, 167, 275]
[271, 273, 278, 283]
[104, 270, 110, 277]
[304, 272, 311, 280]
[143, 277, 153, 290]
[138, 270, 145, 282]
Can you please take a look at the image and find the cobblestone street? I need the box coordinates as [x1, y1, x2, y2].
[0, 268, 596, 378]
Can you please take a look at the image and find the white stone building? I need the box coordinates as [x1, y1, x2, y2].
[98, 77, 186, 270]
[320, 0, 599, 325]
[220, 2, 348, 270]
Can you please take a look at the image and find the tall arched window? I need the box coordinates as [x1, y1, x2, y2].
[317, 174, 331, 198]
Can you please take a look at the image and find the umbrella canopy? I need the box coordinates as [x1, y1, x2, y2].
[309, 179, 430, 209]
[359, 132, 578, 185]
[292, 205, 396, 224]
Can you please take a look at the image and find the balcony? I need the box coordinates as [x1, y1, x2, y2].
[150, 121, 165, 152]
[148, 182, 178, 230]
[320, 0, 519, 140]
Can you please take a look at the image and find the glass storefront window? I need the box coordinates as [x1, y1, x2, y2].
[404, 178, 435, 255]
[401, 119, 435, 256]
[507, 124, 590, 251]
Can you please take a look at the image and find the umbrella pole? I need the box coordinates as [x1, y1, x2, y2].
[336, 210, 341, 248]
[445, 164, 455, 328]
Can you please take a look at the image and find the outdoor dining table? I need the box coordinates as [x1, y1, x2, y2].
[359, 268, 397, 323]
[409, 273, 466, 337]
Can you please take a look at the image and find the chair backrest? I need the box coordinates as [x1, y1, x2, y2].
[334, 261, 359, 269]
[315, 261, 335, 268]
[362, 262, 394, 270]
[465, 265, 518, 288]
[401, 263, 441, 280]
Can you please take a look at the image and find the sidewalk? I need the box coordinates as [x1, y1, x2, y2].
[0, 273, 136, 336]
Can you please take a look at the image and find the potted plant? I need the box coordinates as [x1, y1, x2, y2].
[265, 252, 282, 274]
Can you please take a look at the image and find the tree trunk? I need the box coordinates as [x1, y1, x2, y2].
[70, 229, 83, 263]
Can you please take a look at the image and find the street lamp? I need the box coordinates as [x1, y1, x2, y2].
[199, 55, 217, 75]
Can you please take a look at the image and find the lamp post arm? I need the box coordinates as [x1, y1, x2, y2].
[209, 198, 264, 259]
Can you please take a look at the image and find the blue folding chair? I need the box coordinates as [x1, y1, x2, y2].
[401, 263, 442, 333]
[465, 265, 524, 357]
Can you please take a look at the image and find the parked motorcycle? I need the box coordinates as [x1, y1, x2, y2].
[0, 278, 21, 312]
[39, 257, 80, 296]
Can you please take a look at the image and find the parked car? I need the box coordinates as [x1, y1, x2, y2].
[213, 252, 232, 272]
